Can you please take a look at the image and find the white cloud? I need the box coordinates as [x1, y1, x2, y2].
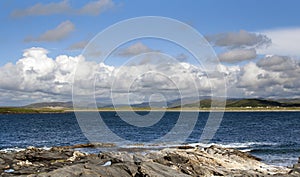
[257, 27, 300, 56]
[0, 47, 83, 96]
[256, 55, 297, 72]
[67, 40, 89, 50]
[0, 47, 220, 105]
[116, 42, 156, 57]
[25, 20, 75, 42]
[206, 30, 271, 48]
[175, 53, 188, 62]
[207, 30, 269, 63]
[0, 47, 300, 106]
[218, 48, 256, 63]
[11, 0, 115, 17]
[11, 0, 70, 17]
[237, 58, 300, 98]
[78, 0, 115, 15]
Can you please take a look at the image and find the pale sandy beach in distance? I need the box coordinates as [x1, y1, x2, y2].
[67, 108, 300, 112]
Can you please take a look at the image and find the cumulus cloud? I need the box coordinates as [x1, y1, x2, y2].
[218, 48, 257, 63]
[206, 30, 271, 48]
[257, 55, 297, 72]
[237, 56, 300, 97]
[116, 42, 156, 57]
[0, 47, 299, 106]
[11, 0, 115, 17]
[175, 53, 188, 62]
[25, 20, 75, 42]
[0, 47, 82, 96]
[0, 47, 225, 105]
[238, 62, 276, 89]
[257, 27, 300, 56]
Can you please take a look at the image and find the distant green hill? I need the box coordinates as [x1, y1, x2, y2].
[21, 98, 300, 110]
[226, 99, 282, 107]
[25, 101, 73, 108]
[275, 98, 300, 104]
[177, 98, 300, 108]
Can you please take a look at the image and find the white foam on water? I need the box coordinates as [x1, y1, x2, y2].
[40, 146, 51, 150]
[0, 147, 25, 152]
[188, 142, 278, 149]
[240, 149, 253, 152]
[0, 146, 51, 153]
[116, 141, 278, 151]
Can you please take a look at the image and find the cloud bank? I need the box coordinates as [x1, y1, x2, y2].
[0, 47, 299, 106]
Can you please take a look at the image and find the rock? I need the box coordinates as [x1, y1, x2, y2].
[16, 160, 33, 166]
[290, 157, 300, 175]
[176, 145, 194, 149]
[204, 145, 261, 161]
[66, 151, 85, 162]
[61, 142, 116, 149]
[0, 144, 295, 176]
[139, 161, 190, 177]
[0, 157, 6, 164]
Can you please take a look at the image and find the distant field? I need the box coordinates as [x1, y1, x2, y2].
[0, 107, 65, 114]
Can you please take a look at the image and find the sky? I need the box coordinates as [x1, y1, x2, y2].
[0, 0, 300, 106]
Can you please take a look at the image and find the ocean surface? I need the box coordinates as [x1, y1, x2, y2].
[0, 111, 299, 167]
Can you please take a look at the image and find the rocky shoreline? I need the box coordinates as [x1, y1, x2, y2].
[0, 144, 299, 177]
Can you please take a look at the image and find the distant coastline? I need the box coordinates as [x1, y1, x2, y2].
[1, 98, 300, 114]
[70, 107, 300, 112]
[0, 107, 300, 114]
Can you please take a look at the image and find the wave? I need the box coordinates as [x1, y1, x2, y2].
[0, 146, 51, 153]
[187, 142, 278, 149]
[0, 147, 25, 152]
[0, 141, 290, 151]
[240, 148, 253, 152]
[114, 141, 279, 151]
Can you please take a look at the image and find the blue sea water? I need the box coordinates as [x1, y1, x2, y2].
[0, 111, 299, 167]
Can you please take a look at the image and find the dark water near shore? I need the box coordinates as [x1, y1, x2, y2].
[0, 111, 299, 167]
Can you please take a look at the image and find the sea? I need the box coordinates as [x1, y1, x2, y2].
[0, 111, 299, 167]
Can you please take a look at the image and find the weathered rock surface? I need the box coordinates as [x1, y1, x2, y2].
[289, 157, 300, 176]
[0, 144, 298, 177]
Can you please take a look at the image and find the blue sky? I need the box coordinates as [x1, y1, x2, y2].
[1, 0, 300, 65]
[0, 0, 300, 105]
